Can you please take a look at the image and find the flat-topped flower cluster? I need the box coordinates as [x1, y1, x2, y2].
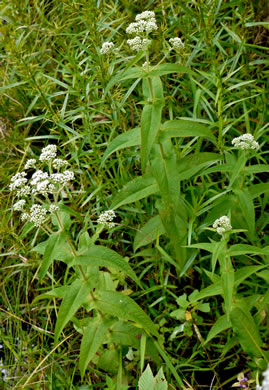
[126, 11, 157, 51]
[9, 144, 74, 227]
[213, 216, 232, 235]
[232, 134, 259, 150]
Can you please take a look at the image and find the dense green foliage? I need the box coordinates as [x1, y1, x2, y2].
[0, 0, 268, 389]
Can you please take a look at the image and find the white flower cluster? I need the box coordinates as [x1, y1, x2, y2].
[39, 144, 57, 162]
[97, 210, 116, 228]
[127, 37, 150, 51]
[51, 170, 75, 185]
[13, 199, 26, 211]
[24, 159, 36, 170]
[126, 11, 157, 34]
[126, 10, 157, 52]
[169, 37, 184, 50]
[49, 204, 59, 213]
[232, 134, 259, 150]
[9, 172, 27, 191]
[10, 144, 74, 228]
[52, 158, 68, 170]
[100, 42, 115, 55]
[213, 216, 232, 235]
[29, 204, 48, 227]
[30, 170, 55, 196]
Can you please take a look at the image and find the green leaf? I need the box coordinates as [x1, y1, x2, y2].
[101, 127, 141, 166]
[234, 265, 267, 287]
[73, 246, 142, 287]
[228, 152, 246, 189]
[177, 153, 223, 181]
[32, 285, 69, 303]
[189, 283, 222, 302]
[187, 242, 217, 252]
[222, 267, 234, 320]
[150, 142, 187, 267]
[230, 306, 268, 360]
[106, 64, 195, 88]
[141, 85, 163, 172]
[147, 63, 195, 78]
[205, 315, 232, 343]
[134, 215, 165, 252]
[94, 290, 159, 338]
[235, 189, 256, 239]
[54, 278, 97, 342]
[249, 182, 269, 199]
[211, 239, 226, 274]
[245, 165, 269, 174]
[111, 174, 158, 210]
[138, 365, 155, 390]
[159, 120, 216, 143]
[39, 232, 69, 279]
[228, 244, 269, 257]
[80, 317, 112, 378]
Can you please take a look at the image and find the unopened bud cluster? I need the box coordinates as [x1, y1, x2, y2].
[213, 216, 232, 235]
[126, 10, 157, 51]
[10, 144, 74, 227]
[232, 134, 259, 150]
[97, 210, 116, 228]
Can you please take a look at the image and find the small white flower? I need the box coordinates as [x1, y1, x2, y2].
[30, 170, 52, 196]
[169, 37, 184, 50]
[97, 210, 116, 228]
[24, 159, 36, 170]
[49, 204, 59, 213]
[39, 144, 57, 162]
[142, 61, 150, 67]
[16, 185, 31, 197]
[52, 158, 68, 170]
[100, 42, 115, 55]
[51, 170, 74, 185]
[9, 172, 27, 191]
[21, 212, 29, 222]
[127, 36, 150, 51]
[13, 199, 26, 211]
[213, 216, 232, 235]
[135, 11, 156, 21]
[126, 19, 157, 35]
[232, 134, 259, 150]
[29, 204, 47, 227]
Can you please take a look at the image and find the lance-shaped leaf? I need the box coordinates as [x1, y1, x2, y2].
[222, 266, 235, 320]
[54, 278, 97, 342]
[235, 188, 256, 240]
[159, 120, 216, 143]
[106, 63, 195, 90]
[141, 77, 164, 172]
[230, 306, 268, 361]
[94, 290, 159, 339]
[38, 231, 70, 279]
[228, 244, 269, 257]
[80, 317, 113, 378]
[134, 215, 166, 252]
[177, 152, 223, 181]
[72, 246, 142, 287]
[111, 174, 158, 210]
[150, 141, 187, 268]
[101, 127, 141, 166]
[205, 315, 232, 343]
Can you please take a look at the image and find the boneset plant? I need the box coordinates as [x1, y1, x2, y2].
[8, 8, 268, 389]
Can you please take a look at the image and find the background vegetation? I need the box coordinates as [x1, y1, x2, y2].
[0, 0, 268, 389]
